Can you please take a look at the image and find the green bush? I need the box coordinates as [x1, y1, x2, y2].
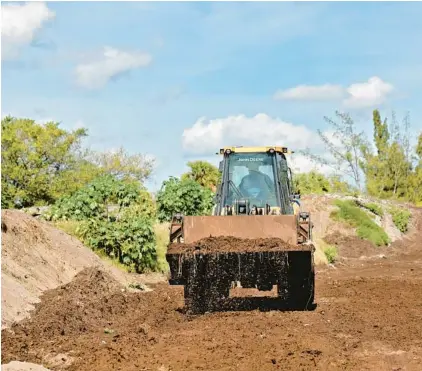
[46, 175, 143, 221]
[45, 174, 158, 272]
[323, 245, 338, 264]
[156, 177, 214, 222]
[390, 207, 411, 233]
[76, 211, 156, 273]
[331, 200, 390, 246]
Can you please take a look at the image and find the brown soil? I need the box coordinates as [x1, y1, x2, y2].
[168, 236, 313, 254]
[323, 233, 383, 259]
[1, 210, 165, 329]
[3, 207, 422, 371]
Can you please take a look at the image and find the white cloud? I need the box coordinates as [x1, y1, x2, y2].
[1, 2, 55, 59]
[74, 47, 152, 89]
[274, 84, 344, 101]
[343, 76, 394, 108]
[182, 113, 316, 155]
[273, 76, 394, 109]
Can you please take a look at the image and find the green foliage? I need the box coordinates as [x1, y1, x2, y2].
[154, 223, 170, 273]
[389, 207, 411, 233]
[294, 171, 330, 194]
[1, 116, 88, 208]
[323, 245, 338, 264]
[293, 171, 352, 195]
[361, 202, 384, 217]
[1, 117, 155, 210]
[76, 211, 156, 273]
[181, 160, 221, 191]
[331, 200, 390, 246]
[373, 109, 390, 158]
[46, 175, 142, 221]
[88, 147, 154, 184]
[156, 177, 214, 222]
[47, 174, 157, 272]
[364, 110, 414, 200]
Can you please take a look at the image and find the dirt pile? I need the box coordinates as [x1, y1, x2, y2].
[1, 267, 182, 370]
[1, 210, 164, 329]
[168, 236, 313, 254]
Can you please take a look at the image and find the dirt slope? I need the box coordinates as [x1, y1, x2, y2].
[2, 205, 422, 371]
[1, 210, 164, 329]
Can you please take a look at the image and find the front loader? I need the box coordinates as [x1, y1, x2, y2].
[166, 146, 315, 314]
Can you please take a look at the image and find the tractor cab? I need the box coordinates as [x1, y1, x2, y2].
[214, 146, 296, 216]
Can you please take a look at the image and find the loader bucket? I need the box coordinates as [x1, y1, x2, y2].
[166, 215, 315, 314]
[181, 215, 299, 244]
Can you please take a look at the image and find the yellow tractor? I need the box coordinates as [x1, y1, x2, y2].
[166, 146, 315, 314]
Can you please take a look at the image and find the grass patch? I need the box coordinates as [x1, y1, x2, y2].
[331, 200, 390, 246]
[154, 222, 170, 273]
[94, 249, 133, 272]
[389, 207, 411, 233]
[362, 202, 384, 217]
[53, 220, 81, 238]
[319, 239, 338, 264]
[324, 245, 338, 264]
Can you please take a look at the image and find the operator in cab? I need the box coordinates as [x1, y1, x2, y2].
[238, 161, 274, 200]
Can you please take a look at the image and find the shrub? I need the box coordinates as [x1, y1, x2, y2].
[156, 177, 214, 222]
[323, 245, 338, 264]
[46, 175, 144, 221]
[331, 200, 390, 246]
[77, 210, 156, 273]
[154, 223, 170, 273]
[390, 207, 411, 233]
[46, 174, 158, 272]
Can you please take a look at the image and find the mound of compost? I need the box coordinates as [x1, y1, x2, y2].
[167, 235, 313, 254]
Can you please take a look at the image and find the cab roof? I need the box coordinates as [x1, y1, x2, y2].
[218, 146, 294, 155]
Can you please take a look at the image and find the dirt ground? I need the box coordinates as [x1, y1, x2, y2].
[2, 205, 422, 371]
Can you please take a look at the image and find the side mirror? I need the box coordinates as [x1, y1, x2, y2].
[219, 161, 223, 172]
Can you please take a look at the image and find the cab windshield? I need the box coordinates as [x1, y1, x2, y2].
[223, 152, 278, 207]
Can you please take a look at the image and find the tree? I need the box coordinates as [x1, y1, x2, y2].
[364, 110, 413, 199]
[181, 160, 221, 191]
[363, 110, 390, 197]
[156, 177, 214, 222]
[88, 147, 154, 184]
[1, 116, 88, 208]
[293, 171, 353, 195]
[388, 112, 413, 196]
[408, 133, 422, 203]
[307, 111, 368, 192]
[373, 109, 389, 158]
[293, 171, 331, 195]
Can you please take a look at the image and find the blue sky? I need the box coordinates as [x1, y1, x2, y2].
[2, 1, 422, 191]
